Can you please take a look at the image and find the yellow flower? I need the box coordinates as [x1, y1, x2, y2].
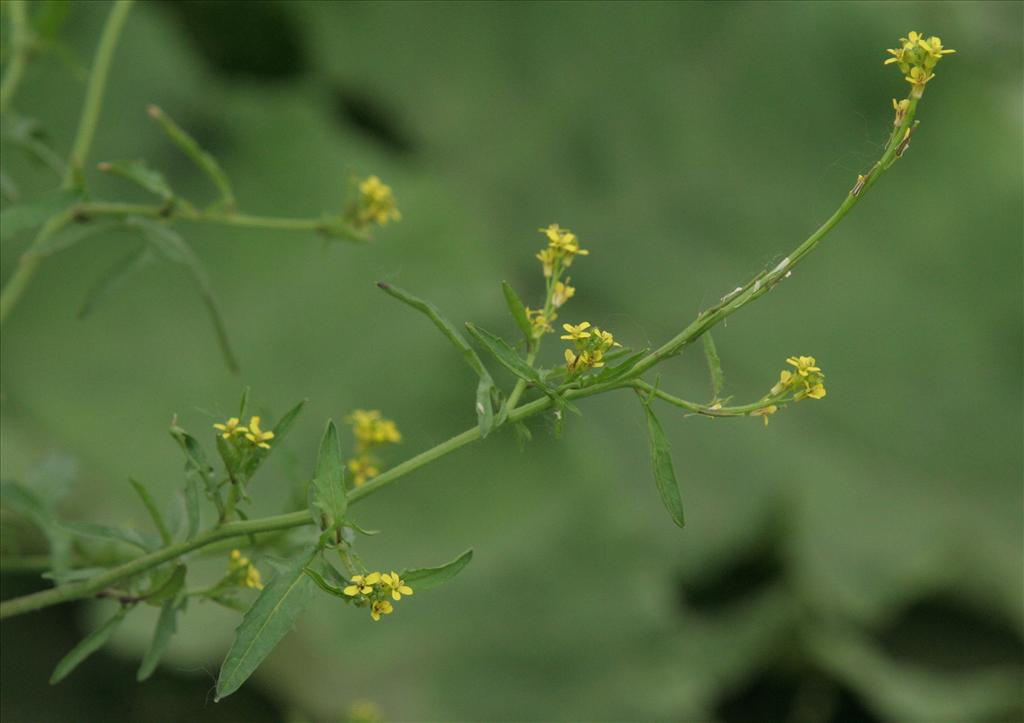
[551, 279, 575, 308]
[785, 356, 821, 377]
[753, 405, 778, 426]
[343, 572, 382, 597]
[884, 31, 954, 97]
[526, 307, 555, 336]
[347, 409, 401, 452]
[243, 416, 274, 449]
[228, 549, 264, 590]
[370, 599, 394, 621]
[355, 175, 401, 227]
[805, 383, 827, 400]
[892, 98, 910, 127]
[213, 417, 247, 439]
[905, 65, 934, 88]
[536, 248, 558, 277]
[918, 35, 955, 59]
[590, 327, 622, 352]
[564, 348, 580, 373]
[381, 571, 414, 601]
[560, 321, 592, 341]
[347, 455, 380, 487]
[539, 223, 569, 243]
[770, 370, 794, 396]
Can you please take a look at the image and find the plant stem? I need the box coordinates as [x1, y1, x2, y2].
[62, 0, 134, 189]
[0, 0, 31, 111]
[0, 93, 925, 620]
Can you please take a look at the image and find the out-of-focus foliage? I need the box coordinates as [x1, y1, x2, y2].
[1, 1, 1021, 721]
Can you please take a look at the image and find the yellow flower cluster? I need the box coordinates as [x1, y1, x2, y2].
[884, 31, 955, 97]
[561, 321, 622, 375]
[536, 224, 589, 278]
[345, 410, 401, 487]
[343, 570, 414, 621]
[352, 175, 401, 228]
[213, 415, 275, 450]
[228, 549, 264, 590]
[754, 355, 827, 425]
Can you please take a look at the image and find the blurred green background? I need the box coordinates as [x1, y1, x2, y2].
[1, 1, 1021, 721]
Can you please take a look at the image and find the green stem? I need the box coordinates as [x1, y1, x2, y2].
[62, 0, 134, 188]
[0, 0, 31, 111]
[630, 379, 779, 417]
[0, 209, 74, 322]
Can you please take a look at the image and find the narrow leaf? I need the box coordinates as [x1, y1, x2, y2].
[465, 323, 545, 387]
[238, 387, 251, 419]
[137, 597, 185, 681]
[240, 399, 307, 480]
[130, 217, 239, 373]
[169, 424, 222, 519]
[129, 479, 172, 545]
[402, 549, 473, 592]
[182, 473, 199, 540]
[310, 420, 347, 529]
[475, 378, 495, 439]
[0, 480, 71, 580]
[50, 607, 129, 684]
[302, 567, 347, 598]
[77, 244, 155, 319]
[641, 403, 685, 528]
[98, 159, 174, 201]
[144, 564, 186, 606]
[501, 281, 533, 341]
[148, 105, 235, 208]
[0, 188, 79, 241]
[593, 348, 649, 384]
[702, 331, 725, 401]
[58, 520, 150, 551]
[215, 547, 318, 701]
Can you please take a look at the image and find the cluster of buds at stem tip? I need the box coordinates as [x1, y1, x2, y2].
[213, 415, 275, 449]
[345, 175, 401, 229]
[227, 549, 264, 590]
[884, 31, 955, 99]
[752, 356, 827, 426]
[343, 571, 414, 621]
[561, 321, 622, 376]
[526, 224, 587, 340]
[345, 410, 401, 487]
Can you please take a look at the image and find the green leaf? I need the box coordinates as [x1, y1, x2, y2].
[238, 387, 251, 419]
[702, 331, 725, 401]
[35, 219, 120, 257]
[513, 421, 532, 449]
[77, 244, 155, 319]
[641, 402, 685, 528]
[137, 596, 185, 682]
[144, 564, 186, 606]
[182, 473, 200, 540]
[50, 607, 129, 684]
[501, 281, 533, 341]
[240, 399, 307, 480]
[129, 217, 239, 373]
[465, 323, 545, 388]
[1, 113, 66, 176]
[98, 159, 174, 201]
[170, 424, 218, 537]
[310, 420, 347, 530]
[402, 549, 474, 592]
[148, 105, 235, 208]
[58, 520, 150, 551]
[0, 480, 72, 581]
[215, 547, 318, 701]
[593, 348, 649, 384]
[302, 566, 347, 598]
[0, 188, 79, 242]
[377, 283, 498, 435]
[129, 478, 173, 545]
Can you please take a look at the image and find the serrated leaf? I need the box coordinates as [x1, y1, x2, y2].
[402, 549, 474, 592]
[501, 281, 533, 341]
[98, 159, 174, 200]
[310, 420, 346, 530]
[215, 547, 318, 701]
[129, 217, 238, 373]
[50, 607, 129, 684]
[77, 244, 155, 319]
[0, 188, 79, 242]
[702, 331, 725, 401]
[58, 520, 150, 551]
[465, 323, 545, 388]
[137, 596, 185, 682]
[641, 402, 685, 528]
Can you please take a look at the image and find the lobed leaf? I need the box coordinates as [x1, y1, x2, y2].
[215, 547, 318, 701]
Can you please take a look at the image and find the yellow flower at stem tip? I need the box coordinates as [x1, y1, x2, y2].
[343, 572, 382, 597]
[785, 356, 821, 377]
[560, 321, 592, 341]
[381, 572, 414, 601]
[370, 599, 394, 621]
[551, 279, 575, 308]
[356, 175, 401, 227]
[213, 417, 247, 439]
[244, 416, 274, 449]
